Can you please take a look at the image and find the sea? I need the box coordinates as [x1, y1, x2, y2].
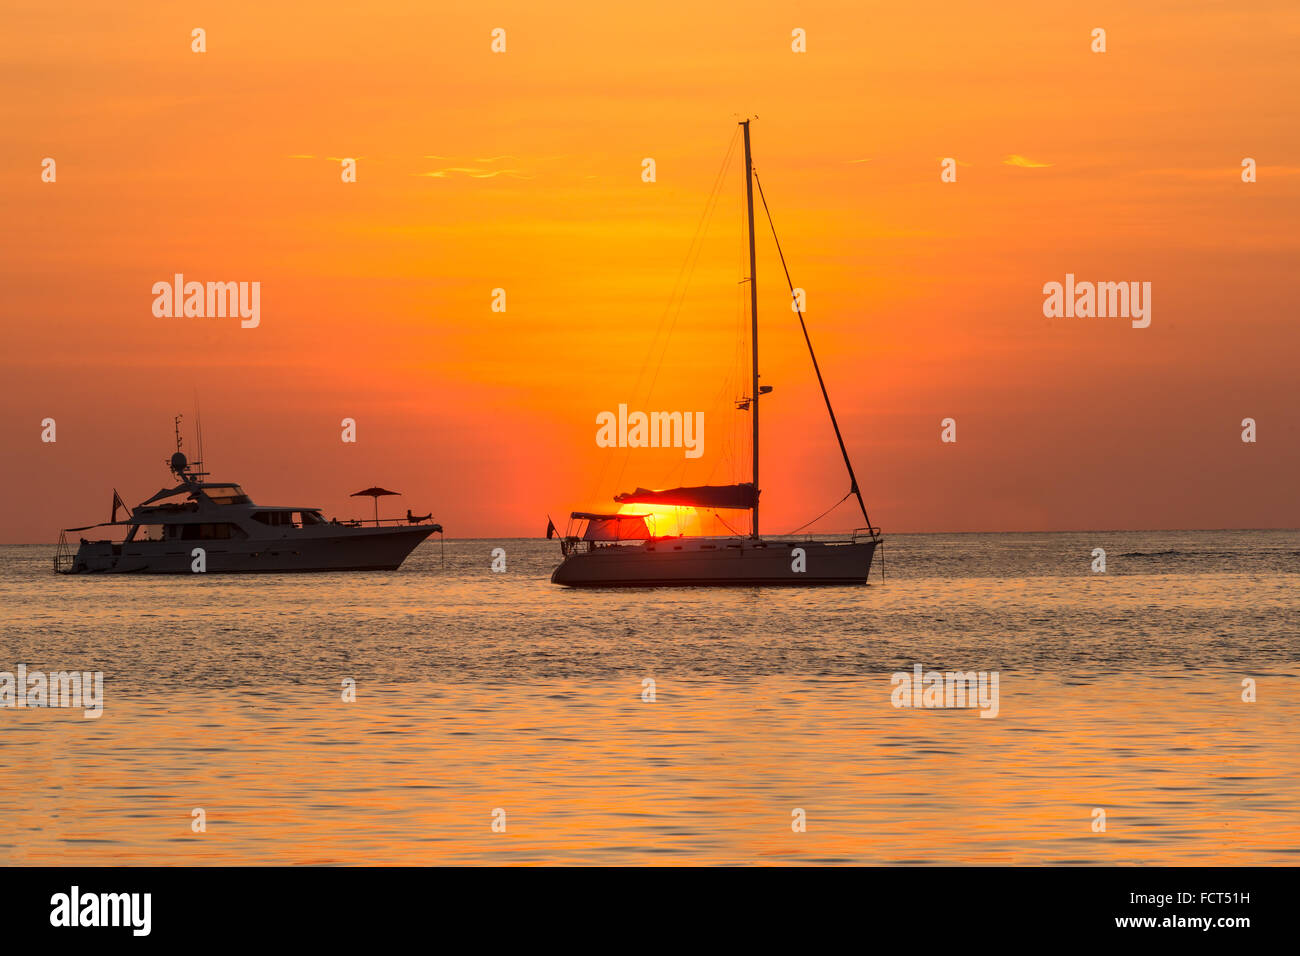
[1, 530, 1296, 865]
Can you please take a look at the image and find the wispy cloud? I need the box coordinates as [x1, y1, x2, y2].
[417, 154, 550, 179]
[417, 167, 531, 179]
[1003, 154, 1054, 168]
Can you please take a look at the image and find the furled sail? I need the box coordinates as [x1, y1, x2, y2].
[614, 483, 758, 511]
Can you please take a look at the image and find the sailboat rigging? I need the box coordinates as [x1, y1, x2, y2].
[753, 169, 876, 536]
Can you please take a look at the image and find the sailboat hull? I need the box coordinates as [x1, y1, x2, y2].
[551, 537, 877, 588]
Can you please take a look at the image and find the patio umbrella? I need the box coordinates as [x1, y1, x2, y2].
[350, 486, 401, 526]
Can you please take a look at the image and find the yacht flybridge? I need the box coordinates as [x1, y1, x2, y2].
[550, 120, 881, 587]
[54, 427, 441, 574]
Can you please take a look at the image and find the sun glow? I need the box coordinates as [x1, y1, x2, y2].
[619, 503, 749, 539]
[0, 1, 1297, 541]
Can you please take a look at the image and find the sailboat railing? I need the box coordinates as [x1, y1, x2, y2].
[54, 530, 78, 573]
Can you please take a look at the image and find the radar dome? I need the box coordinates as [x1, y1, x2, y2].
[170, 451, 189, 473]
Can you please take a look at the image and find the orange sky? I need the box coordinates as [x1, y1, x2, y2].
[2, 1, 1298, 541]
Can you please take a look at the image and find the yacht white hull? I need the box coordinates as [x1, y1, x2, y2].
[62, 526, 433, 574]
[551, 537, 877, 587]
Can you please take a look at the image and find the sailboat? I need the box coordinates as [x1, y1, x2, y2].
[550, 120, 882, 587]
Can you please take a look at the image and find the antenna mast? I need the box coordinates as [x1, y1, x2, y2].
[193, 394, 205, 473]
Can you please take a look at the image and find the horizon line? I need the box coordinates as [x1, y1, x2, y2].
[7, 526, 1299, 546]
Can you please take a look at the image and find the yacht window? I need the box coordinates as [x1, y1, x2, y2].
[170, 523, 244, 540]
[130, 524, 164, 542]
[206, 485, 251, 505]
[298, 511, 325, 526]
[251, 511, 295, 527]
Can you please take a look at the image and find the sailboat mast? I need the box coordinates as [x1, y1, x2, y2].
[742, 119, 760, 538]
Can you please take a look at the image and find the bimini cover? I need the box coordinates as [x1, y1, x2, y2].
[138, 483, 191, 507]
[571, 512, 652, 541]
[614, 483, 757, 510]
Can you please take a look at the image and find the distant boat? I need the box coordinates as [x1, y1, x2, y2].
[550, 120, 881, 587]
[54, 421, 440, 574]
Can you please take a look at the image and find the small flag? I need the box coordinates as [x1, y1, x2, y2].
[111, 489, 128, 522]
[546, 518, 557, 539]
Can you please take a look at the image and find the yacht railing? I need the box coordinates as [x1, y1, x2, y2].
[53, 530, 77, 573]
[334, 517, 442, 529]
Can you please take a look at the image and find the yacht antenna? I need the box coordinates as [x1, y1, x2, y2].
[170, 415, 190, 478]
[193, 394, 206, 473]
